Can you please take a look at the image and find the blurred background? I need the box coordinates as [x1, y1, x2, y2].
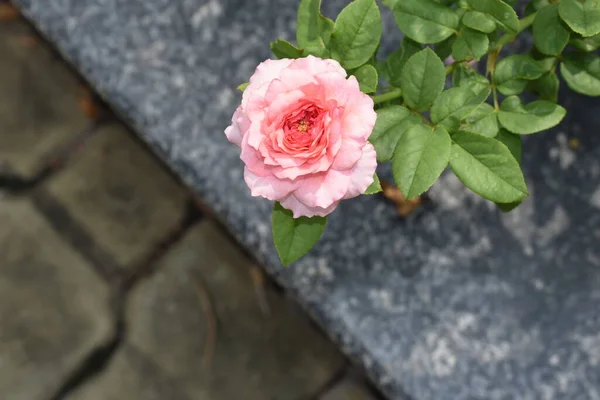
[0, 2, 382, 399]
[3, 0, 600, 399]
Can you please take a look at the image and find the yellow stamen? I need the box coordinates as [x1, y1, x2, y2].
[297, 119, 308, 132]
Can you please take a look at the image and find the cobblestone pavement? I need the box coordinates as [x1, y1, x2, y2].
[0, 8, 383, 400]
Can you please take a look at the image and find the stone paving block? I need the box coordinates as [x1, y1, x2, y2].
[321, 377, 380, 400]
[71, 220, 345, 400]
[0, 198, 113, 400]
[70, 343, 193, 400]
[0, 21, 89, 177]
[46, 122, 188, 268]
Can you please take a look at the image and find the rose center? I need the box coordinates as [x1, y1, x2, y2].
[283, 105, 323, 149]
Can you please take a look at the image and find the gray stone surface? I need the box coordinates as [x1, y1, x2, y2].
[46, 122, 189, 267]
[13, 0, 600, 398]
[0, 198, 113, 400]
[71, 220, 344, 400]
[0, 21, 88, 177]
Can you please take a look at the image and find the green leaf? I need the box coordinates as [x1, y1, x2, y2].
[296, 0, 333, 57]
[453, 64, 491, 96]
[439, 0, 460, 5]
[493, 130, 522, 212]
[272, 202, 327, 266]
[434, 36, 456, 62]
[529, 0, 552, 11]
[365, 173, 382, 194]
[374, 59, 389, 81]
[393, 125, 452, 198]
[400, 48, 446, 112]
[496, 129, 522, 164]
[462, 10, 497, 33]
[452, 27, 489, 61]
[559, 0, 600, 38]
[381, 0, 399, 9]
[495, 55, 548, 81]
[330, 0, 382, 69]
[270, 39, 304, 59]
[460, 103, 499, 137]
[497, 201, 521, 212]
[354, 64, 378, 93]
[533, 4, 570, 56]
[370, 106, 420, 161]
[498, 96, 566, 134]
[431, 86, 490, 131]
[570, 33, 600, 51]
[466, 0, 520, 33]
[494, 55, 547, 96]
[450, 131, 528, 203]
[320, 16, 335, 46]
[497, 79, 528, 96]
[392, 0, 459, 44]
[528, 71, 559, 102]
[237, 82, 249, 92]
[384, 38, 422, 86]
[561, 52, 600, 96]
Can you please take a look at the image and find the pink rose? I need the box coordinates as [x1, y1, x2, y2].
[225, 55, 377, 218]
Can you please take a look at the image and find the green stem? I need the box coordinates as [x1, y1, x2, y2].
[492, 85, 499, 109]
[487, 13, 537, 110]
[407, 107, 434, 127]
[492, 12, 537, 51]
[445, 63, 456, 76]
[372, 88, 402, 104]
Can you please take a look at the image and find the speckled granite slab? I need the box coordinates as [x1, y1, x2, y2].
[13, 0, 600, 399]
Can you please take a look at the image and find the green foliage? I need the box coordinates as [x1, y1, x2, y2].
[296, 0, 333, 57]
[496, 129, 522, 164]
[330, 0, 382, 69]
[498, 96, 566, 134]
[272, 202, 327, 266]
[494, 55, 547, 96]
[399, 48, 446, 112]
[462, 11, 496, 33]
[460, 103, 499, 137]
[365, 173, 382, 194]
[570, 33, 600, 52]
[369, 106, 420, 162]
[431, 87, 490, 131]
[382, 38, 421, 86]
[354, 64, 378, 93]
[533, 4, 570, 56]
[260, 0, 600, 264]
[453, 64, 491, 96]
[561, 53, 600, 96]
[270, 39, 304, 59]
[528, 71, 560, 102]
[450, 131, 528, 203]
[452, 27, 489, 61]
[393, 125, 452, 199]
[390, 0, 459, 44]
[466, 0, 519, 33]
[558, 0, 600, 38]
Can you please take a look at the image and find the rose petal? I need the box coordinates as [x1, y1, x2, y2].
[279, 193, 339, 218]
[244, 167, 296, 200]
[224, 106, 248, 146]
[343, 142, 378, 199]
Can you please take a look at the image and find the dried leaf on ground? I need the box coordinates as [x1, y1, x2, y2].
[0, 3, 19, 21]
[381, 180, 424, 217]
[79, 88, 101, 120]
[16, 35, 37, 47]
